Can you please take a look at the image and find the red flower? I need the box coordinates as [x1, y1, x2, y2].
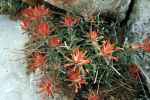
[29, 52, 46, 72]
[132, 38, 150, 53]
[89, 31, 98, 42]
[48, 37, 61, 47]
[88, 90, 103, 100]
[22, 6, 49, 20]
[129, 64, 141, 80]
[36, 23, 50, 38]
[88, 95, 99, 100]
[68, 70, 86, 93]
[64, 48, 91, 74]
[63, 16, 76, 28]
[38, 77, 53, 96]
[101, 40, 122, 61]
[20, 19, 31, 30]
[72, 48, 91, 65]
[142, 38, 150, 52]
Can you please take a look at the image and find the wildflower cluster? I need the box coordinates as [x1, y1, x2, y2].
[20, 5, 149, 100]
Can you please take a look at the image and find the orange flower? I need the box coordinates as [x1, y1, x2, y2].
[142, 38, 150, 52]
[88, 90, 103, 100]
[36, 23, 50, 38]
[48, 37, 61, 47]
[20, 19, 31, 30]
[88, 95, 99, 100]
[68, 70, 86, 93]
[89, 31, 98, 41]
[38, 77, 53, 96]
[101, 40, 122, 61]
[63, 16, 76, 28]
[129, 64, 141, 80]
[72, 48, 91, 65]
[64, 48, 91, 74]
[29, 52, 46, 72]
[22, 6, 49, 20]
[132, 38, 150, 53]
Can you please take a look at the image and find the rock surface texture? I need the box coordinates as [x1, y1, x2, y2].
[0, 16, 40, 100]
[127, 0, 150, 41]
[127, 0, 150, 92]
[47, 0, 131, 20]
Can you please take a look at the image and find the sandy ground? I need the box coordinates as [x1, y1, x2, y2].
[0, 15, 40, 100]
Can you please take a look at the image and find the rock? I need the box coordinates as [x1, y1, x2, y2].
[126, 0, 150, 95]
[0, 15, 40, 100]
[46, 0, 131, 20]
[127, 0, 150, 42]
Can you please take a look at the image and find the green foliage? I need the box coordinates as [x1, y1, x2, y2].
[0, 0, 27, 15]
[25, 13, 145, 99]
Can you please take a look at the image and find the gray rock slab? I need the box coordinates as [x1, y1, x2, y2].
[46, 0, 131, 20]
[126, 0, 150, 94]
[0, 15, 40, 100]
